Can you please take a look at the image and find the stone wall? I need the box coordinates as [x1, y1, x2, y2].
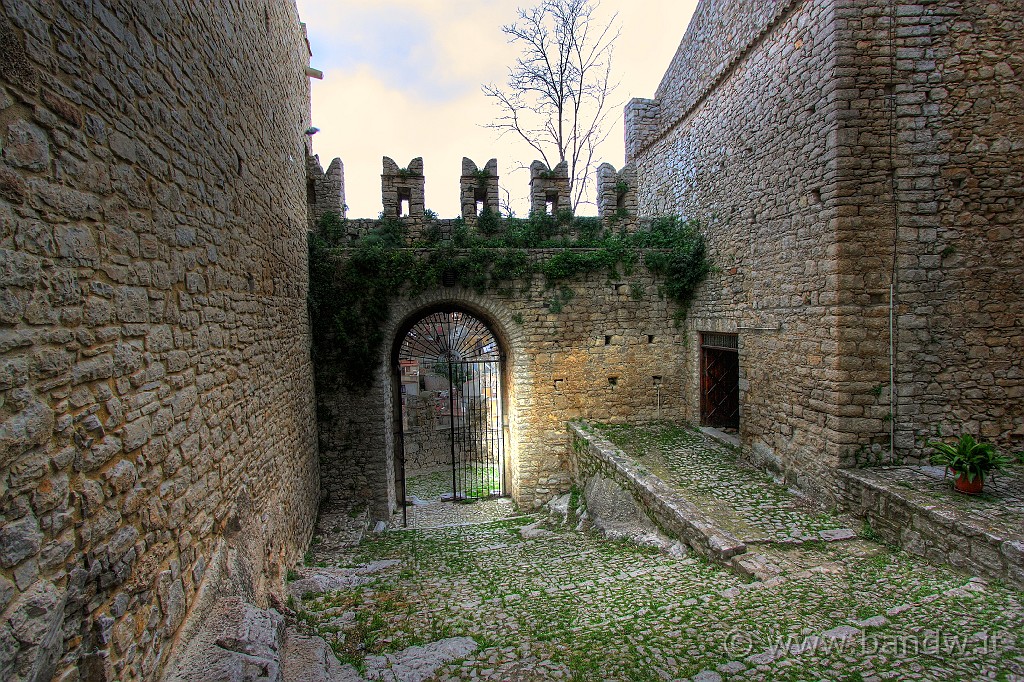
[568, 423, 746, 562]
[316, 245, 687, 518]
[626, 0, 1023, 498]
[843, 0, 1024, 459]
[837, 467, 1024, 589]
[628, 0, 850, 497]
[0, 2, 319, 680]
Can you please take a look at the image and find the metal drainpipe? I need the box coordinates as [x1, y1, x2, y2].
[887, 0, 899, 461]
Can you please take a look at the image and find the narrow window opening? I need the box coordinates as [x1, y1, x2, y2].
[647, 335, 655, 344]
[604, 335, 611, 345]
[474, 187, 487, 216]
[397, 188, 412, 218]
[616, 193, 625, 211]
[545, 191, 558, 215]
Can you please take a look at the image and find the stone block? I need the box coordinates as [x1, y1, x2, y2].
[0, 516, 43, 568]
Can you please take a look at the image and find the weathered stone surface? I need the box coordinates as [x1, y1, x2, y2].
[3, 120, 50, 171]
[281, 628, 361, 682]
[162, 597, 285, 682]
[0, 2, 319, 679]
[363, 636, 478, 682]
[0, 516, 44, 568]
[287, 560, 399, 600]
[0, 398, 53, 468]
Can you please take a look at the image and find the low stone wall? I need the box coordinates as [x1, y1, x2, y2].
[568, 422, 745, 562]
[837, 468, 1024, 589]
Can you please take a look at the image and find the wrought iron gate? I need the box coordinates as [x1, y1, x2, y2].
[700, 332, 739, 429]
[398, 310, 506, 504]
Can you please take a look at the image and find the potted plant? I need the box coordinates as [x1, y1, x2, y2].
[926, 434, 1014, 494]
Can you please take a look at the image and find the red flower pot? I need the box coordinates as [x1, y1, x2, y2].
[953, 472, 983, 494]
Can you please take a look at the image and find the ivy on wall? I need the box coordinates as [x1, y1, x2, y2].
[308, 211, 711, 390]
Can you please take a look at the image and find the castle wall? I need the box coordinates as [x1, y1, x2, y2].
[836, 0, 1024, 460]
[628, 0, 1023, 493]
[315, 247, 687, 517]
[0, 2, 318, 679]
[628, 0, 851, 497]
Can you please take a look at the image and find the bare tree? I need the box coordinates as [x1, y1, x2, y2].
[483, 0, 619, 213]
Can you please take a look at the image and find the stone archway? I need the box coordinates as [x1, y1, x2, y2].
[381, 292, 524, 519]
[391, 307, 509, 519]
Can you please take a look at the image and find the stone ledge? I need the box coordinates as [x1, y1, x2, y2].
[837, 467, 1024, 588]
[568, 422, 746, 562]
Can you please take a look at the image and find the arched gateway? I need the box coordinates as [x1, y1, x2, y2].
[394, 308, 509, 514]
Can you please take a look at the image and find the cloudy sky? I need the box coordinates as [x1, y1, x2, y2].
[296, 0, 699, 217]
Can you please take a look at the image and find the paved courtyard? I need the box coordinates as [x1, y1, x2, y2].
[295, 425, 1024, 681]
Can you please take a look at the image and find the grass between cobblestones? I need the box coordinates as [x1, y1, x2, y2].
[299, 512, 1022, 680]
[298, 423, 1022, 680]
[593, 422, 847, 544]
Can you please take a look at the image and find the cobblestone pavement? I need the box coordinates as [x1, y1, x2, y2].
[594, 423, 850, 544]
[297, 427, 1024, 681]
[390, 466, 521, 529]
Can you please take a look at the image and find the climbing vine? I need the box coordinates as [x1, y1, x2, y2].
[308, 211, 711, 390]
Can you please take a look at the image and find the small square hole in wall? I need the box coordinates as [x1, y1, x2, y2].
[604, 335, 611, 346]
[615, 283, 627, 295]
[647, 335, 655, 344]
[554, 379, 564, 391]
[608, 376, 618, 387]
[652, 375, 662, 386]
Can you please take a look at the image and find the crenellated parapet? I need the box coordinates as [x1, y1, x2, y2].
[308, 153, 641, 230]
[596, 163, 637, 221]
[460, 158, 499, 222]
[382, 156, 425, 219]
[306, 154, 345, 228]
[529, 160, 571, 215]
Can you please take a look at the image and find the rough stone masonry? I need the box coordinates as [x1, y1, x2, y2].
[0, 2, 318, 680]
[626, 0, 1023, 500]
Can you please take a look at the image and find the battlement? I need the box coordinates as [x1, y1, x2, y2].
[624, 98, 661, 163]
[460, 157, 500, 222]
[382, 156, 426, 218]
[528, 160, 571, 215]
[306, 154, 345, 228]
[596, 163, 638, 219]
[306, 154, 638, 226]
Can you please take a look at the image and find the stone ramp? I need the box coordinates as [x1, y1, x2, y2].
[569, 422, 747, 562]
[838, 465, 1024, 588]
[568, 422, 859, 575]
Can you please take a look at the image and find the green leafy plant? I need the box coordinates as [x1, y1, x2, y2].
[309, 212, 712, 389]
[926, 434, 1014, 483]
